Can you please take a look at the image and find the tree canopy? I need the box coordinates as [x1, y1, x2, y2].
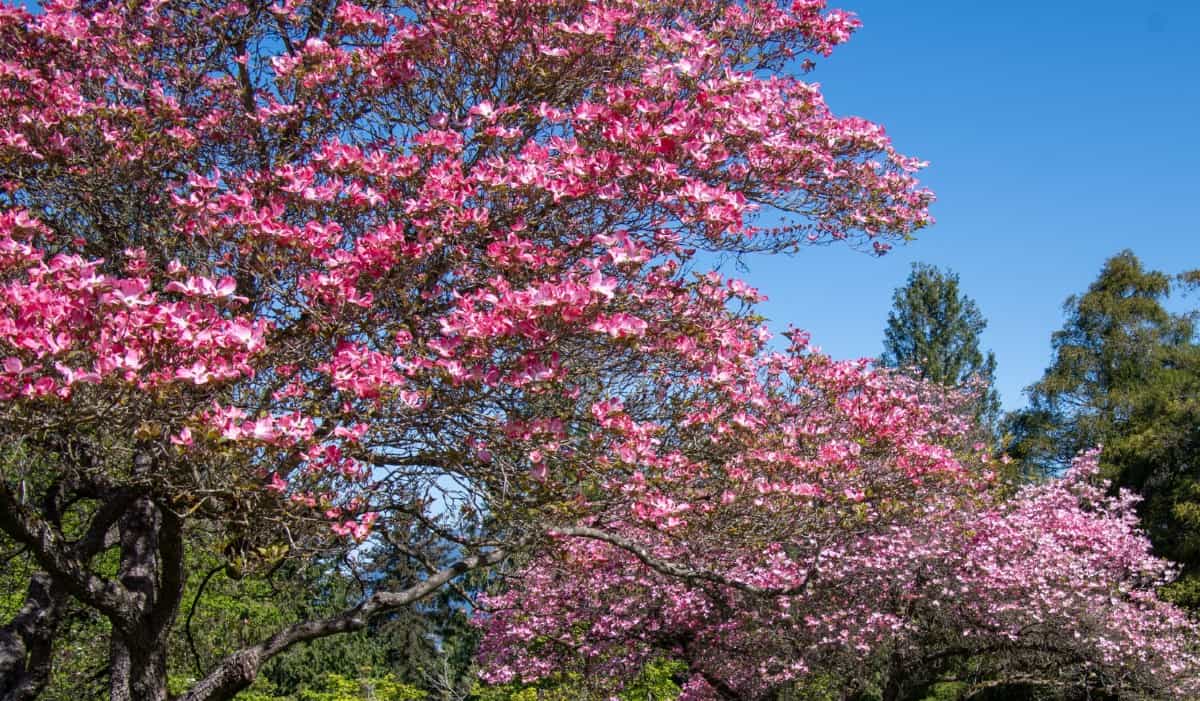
[0, 0, 934, 698]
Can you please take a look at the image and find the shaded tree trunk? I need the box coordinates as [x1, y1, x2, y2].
[0, 573, 65, 701]
[1, 464, 509, 701]
[108, 496, 186, 701]
[880, 649, 906, 701]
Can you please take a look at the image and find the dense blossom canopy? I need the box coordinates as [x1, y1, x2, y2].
[0, 0, 1193, 699]
[0, 0, 930, 531]
[0, 0, 942, 698]
[478, 433, 1200, 700]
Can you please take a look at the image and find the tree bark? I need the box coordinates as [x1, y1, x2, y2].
[108, 497, 186, 701]
[0, 483, 136, 623]
[0, 573, 65, 701]
[0, 476, 134, 701]
[880, 646, 910, 701]
[2, 463, 511, 701]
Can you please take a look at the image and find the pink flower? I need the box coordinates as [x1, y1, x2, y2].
[170, 427, 194, 446]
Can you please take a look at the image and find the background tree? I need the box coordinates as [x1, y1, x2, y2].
[1005, 250, 1200, 607]
[880, 263, 1000, 432]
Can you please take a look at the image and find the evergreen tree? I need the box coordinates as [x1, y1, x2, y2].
[881, 263, 1000, 430]
[1006, 250, 1200, 607]
[1005, 251, 1191, 472]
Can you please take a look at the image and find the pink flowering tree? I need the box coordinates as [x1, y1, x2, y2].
[477, 434, 1200, 700]
[894, 450, 1200, 699]
[476, 341, 985, 698]
[0, 0, 936, 699]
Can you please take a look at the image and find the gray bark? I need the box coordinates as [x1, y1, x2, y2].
[108, 498, 185, 701]
[1, 467, 510, 701]
[0, 574, 65, 701]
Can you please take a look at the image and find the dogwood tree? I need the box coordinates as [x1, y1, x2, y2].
[475, 340, 986, 698]
[477, 413, 1200, 701]
[0, 0, 935, 699]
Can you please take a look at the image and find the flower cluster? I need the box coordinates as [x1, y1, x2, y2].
[0, 0, 931, 538]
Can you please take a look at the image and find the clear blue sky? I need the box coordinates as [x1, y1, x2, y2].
[731, 0, 1200, 411]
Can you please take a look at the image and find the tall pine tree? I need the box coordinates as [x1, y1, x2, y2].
[881, 263, 1000, 430]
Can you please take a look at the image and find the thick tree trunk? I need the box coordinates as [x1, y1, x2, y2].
[0, 456, 188, 701]
[107, 495, 185, 701]
[109, 633, 171, 701]
[2, 464, 507, 701]
[880, 649, 905, 701]
[0, 573, 64, 701]
[881, 678, 900, 701]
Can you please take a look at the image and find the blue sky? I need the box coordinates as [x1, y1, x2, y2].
[731, 0, 1200, 411]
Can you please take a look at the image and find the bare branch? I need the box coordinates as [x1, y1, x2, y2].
[553, 526, 814, 597]
[0, 484, 135, 624]
[178, 545, 511, 701]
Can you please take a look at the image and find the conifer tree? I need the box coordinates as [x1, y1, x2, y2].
[881, 263, 1000, 430]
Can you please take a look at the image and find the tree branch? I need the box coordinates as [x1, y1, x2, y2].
[0, 573, 65, 701]
[0, 484, 134, 624]
[178, 546, 510, 701]
[185, 565, 225, 678]
[70, 490, 135, 558]
[553, 526, 814, 597]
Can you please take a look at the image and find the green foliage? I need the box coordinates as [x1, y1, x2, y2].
[0, 546, 32, 622]
[230, 673, 425, 701]
[620, 658, 686, 700]
[35, 607, 110, 701]
[783, 672, 842, 700]
[0, 526, 460, 700]
[178, 548, 456, 697]
[915, 682, 968, 701]
[881, 263, 1000, 431]
[297, 673, 426, 701]
[469, 674, 588, 701]
[469, 659, 684, 701]
[0, 485, 114, 701]
[1006, 250, 1200, 608]
[173, 554, 295, 678]
[469, 682, 541, 701]
[1004, 251, 1188, 470]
